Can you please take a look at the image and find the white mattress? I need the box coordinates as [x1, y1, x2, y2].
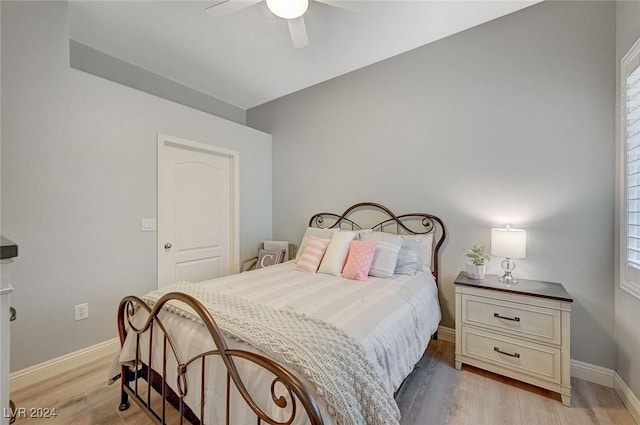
[121, 261, 441, 424]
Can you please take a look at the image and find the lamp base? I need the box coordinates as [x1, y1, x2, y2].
[499, 258, 519, 284]
[498, 271, 519, 284]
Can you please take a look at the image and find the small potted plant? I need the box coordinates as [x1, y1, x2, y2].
[464, 244, 490, 279]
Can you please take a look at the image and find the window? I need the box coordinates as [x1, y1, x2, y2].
[621, 36, 640, 299]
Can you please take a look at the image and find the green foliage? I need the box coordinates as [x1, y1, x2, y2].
[464, 244, 490, 266]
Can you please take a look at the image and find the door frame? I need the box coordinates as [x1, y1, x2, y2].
[157, 133, 240, 287]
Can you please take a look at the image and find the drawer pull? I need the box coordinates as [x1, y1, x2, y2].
[494, 346, 520, 358]
[494, 312, 520, 322]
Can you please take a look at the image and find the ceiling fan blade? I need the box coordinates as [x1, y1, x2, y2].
[287, 16, 309, 48]
[205, 0, 261, 18]
[313, 0, 362, 12]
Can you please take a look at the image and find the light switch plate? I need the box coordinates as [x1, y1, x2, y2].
[141, 218, 156, 232]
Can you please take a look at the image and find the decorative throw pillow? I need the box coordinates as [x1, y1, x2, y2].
[295, 227, 339, 261]
[394, 238, 420, 276]
[256, 249, 285, 269]
[318, 231, 357, 276]
[401, 233, 434, 272]
[362, 232, 403, 278]
[295, 236, 330, 273]
[263, 241, 290, 261]
[341, 240, 377, 281]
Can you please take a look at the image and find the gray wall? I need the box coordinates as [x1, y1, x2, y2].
[69, 40, 246, 125]
[1, 1, 272, 371]
[248, 1, 617, 369]
[615, 0, 640, 399]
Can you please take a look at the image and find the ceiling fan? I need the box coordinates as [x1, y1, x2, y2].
[205, 0, 338, 48]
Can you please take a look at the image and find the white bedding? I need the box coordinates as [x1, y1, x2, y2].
[120, 261, 441, 424]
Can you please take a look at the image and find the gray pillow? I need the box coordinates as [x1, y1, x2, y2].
[395, 238, 421, 275]
[257, 249, 285, 269]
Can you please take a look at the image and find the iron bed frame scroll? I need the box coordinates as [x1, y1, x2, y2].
[308, 202, 446, 286]
[117, 292, 324, 425]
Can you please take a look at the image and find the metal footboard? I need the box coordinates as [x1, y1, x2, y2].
[117, 292, 324, 425]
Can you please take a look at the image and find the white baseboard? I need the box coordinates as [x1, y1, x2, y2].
[10, 337, 119, 392]
[437, 325, 455, 343]
[615, 373, 640, 425]
[570, 359, 615, 388]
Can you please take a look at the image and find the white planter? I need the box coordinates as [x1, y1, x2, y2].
[466, 263, 486, 280]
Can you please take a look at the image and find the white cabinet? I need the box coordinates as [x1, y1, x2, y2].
[454, 272, 572, 406]
[1, 237, 18, 425]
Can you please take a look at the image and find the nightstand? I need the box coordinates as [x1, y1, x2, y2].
[454, 272, 573, 406]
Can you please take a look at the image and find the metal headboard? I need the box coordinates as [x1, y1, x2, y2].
[308, 202, 446, 286]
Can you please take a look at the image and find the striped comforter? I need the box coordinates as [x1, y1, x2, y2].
[120, 261, 441, 425]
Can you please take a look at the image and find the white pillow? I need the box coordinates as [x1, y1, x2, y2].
[401, 233, 434, 273]
[362, 232, 403, 278]
[295, 227, 339, 260]
[318, 231, 357, 276]
[395, 238, 420, 276]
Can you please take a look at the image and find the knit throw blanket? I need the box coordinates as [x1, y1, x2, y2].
[142, 282, 400, 425]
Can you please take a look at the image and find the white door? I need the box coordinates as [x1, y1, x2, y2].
[158, 134, 239, 288]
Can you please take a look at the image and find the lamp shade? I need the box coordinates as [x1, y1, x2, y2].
[491, 227, 526, 259]
[265, 0, 309, 19]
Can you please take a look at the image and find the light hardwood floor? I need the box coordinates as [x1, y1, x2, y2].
[10, 340, 636, 425]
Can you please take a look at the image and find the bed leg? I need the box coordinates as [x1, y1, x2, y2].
[119, 389, 130, 411]
[432, 330, 438, 341]
[118, 366, 131, 411]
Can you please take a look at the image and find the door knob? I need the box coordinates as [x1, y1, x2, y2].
[164, 242, 172, 249]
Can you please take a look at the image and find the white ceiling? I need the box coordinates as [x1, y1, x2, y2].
[68, 1, 540, 110]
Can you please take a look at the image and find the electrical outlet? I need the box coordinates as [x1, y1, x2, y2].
[140, 218, 156, 232]
[74, 303, 89, 321]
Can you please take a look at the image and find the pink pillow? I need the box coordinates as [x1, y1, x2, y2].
[295, 235, 330, 273]
[341, 240, 378, 281]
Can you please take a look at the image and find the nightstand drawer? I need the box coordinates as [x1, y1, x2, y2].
[461, 327, 561, 384]
[462, 294, 561, 345]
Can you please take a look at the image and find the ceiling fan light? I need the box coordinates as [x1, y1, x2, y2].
[265, 0, 309, 19]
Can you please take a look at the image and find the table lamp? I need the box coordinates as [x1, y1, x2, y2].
[491, 225, 526, 283]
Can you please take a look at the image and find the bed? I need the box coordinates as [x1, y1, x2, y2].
[117, 202, 446, 425]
